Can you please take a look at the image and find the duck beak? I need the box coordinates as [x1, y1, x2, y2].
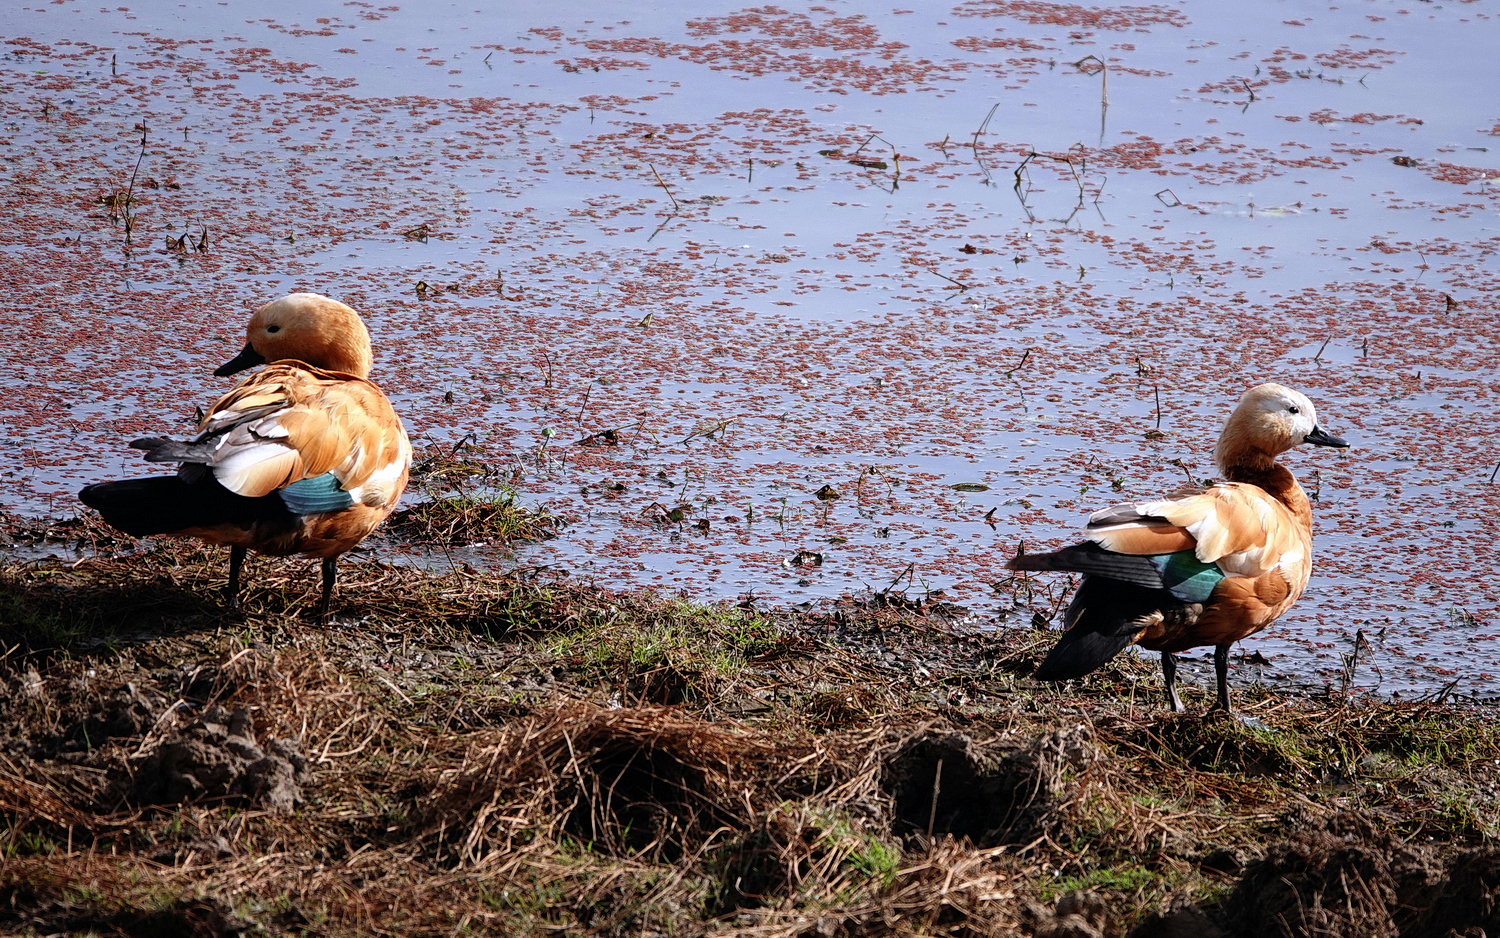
[214, 342, 266, 377]
[1304, 425, 1348, 448]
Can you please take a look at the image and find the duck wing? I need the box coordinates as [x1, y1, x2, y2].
[1086, 483, 1306, 580]
[131, 363, 410, 512]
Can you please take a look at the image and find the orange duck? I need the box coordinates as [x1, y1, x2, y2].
[79, 293, 411, 620]
[1008, 383, 1347, 712]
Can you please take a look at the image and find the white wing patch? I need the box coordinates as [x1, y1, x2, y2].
[213, 439, 298, 496]
[198, 397, 301, 497]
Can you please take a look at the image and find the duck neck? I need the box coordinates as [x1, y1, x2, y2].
[1222, 459, 1313, 533]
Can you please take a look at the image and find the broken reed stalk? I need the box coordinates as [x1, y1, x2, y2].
[575, 383, 592, 428]
[123, 123, 148, 244]
[971, 103, 999, 151]
[931, 269, 970, 292]
[1313, 335, 1332, 362]
[1013, 151, 1035, 194]
[649, 163, 680, 212]
[1339, 628, 1366, 702]
[1072, 55, 1108, 110]
[1153, 384, 1163, 430]
[884, 562, 915, 595]
[850, 132, 880, 159]
[1004, 347, 1032, 378]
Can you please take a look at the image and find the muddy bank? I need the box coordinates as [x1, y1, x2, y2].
[1, 538, 1497, 937]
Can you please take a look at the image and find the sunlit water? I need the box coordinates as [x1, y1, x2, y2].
[2, 0, 1497, 699]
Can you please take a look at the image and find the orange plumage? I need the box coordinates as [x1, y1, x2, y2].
[79, 293, 411, 620]
[1008, 383, 1348, 712]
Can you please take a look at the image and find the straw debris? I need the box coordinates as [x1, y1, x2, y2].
[1, 535, 1498, 936]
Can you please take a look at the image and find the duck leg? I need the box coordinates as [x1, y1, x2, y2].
[226, 545, 246, 609]
[1213, 643, 1233, 712]
[317, 557, 337, 622]
[1160, 651, 1183, 712]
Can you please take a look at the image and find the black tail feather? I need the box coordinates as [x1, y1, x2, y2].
[129, 436, 213, 464]
[1032, 577, 1167, 681]
[1009, 542, 1165, 590]
[79, 475, 291, 538]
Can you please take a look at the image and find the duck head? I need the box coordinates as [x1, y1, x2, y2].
[1214, 382, 1348, 473]
[215, 293, 374, 379]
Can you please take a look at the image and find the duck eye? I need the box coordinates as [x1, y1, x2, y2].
[1288, 405, 1299, 414]
[267, 324, 281, 333]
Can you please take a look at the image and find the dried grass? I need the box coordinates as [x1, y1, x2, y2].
[2, 540, 1499, 937]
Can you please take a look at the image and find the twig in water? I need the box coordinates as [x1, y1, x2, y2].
[884, 563, 915, 595]
[931, 269, 970, 292]
[1313, 335, 1332, 362]
[1338, 628, 1368, 702]
[575, 383, 592, 427]
[1242, 79, 1256, 103]
[123, 123, 148, 245]
[682, 419, 734, 445]
[1071, 55, 1108, 109]
[1013, 151, 1035, 194]
[1004, 347, 1032, 378]
[851, 132, 892, 159]
[1488, 461, 1499, 484]
[971, 104, 999, 149]
[649, 163, 680, 212]
[970, 104, 1000, 186]
[1153, 384, 1163, 430]
[1169, 458, 1195, 487]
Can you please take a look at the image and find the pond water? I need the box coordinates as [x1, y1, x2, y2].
[2, 0, 1497, 699]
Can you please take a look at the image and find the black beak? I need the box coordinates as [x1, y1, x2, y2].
[1304, 425, 1349, 448]
[214, 342, 266, 377]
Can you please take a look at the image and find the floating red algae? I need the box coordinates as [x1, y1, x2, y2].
[950, 0, 1188, 30]
[1425, 162, 1499, 186]
[0, 1, 1497, 697]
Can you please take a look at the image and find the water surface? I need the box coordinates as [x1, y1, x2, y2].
[2, 0, 1497, 698]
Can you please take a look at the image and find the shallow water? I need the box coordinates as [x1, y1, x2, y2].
[2, 0, 1497, 698]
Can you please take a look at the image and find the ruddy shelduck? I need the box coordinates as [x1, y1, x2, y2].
[79, 293, 411, 620]
[1007, 383, 1348, 712]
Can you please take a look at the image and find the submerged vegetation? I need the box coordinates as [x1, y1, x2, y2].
[1, 531, 1497, 937]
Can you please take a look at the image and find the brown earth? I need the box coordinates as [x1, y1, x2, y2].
[2, 519, 1498, 937]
